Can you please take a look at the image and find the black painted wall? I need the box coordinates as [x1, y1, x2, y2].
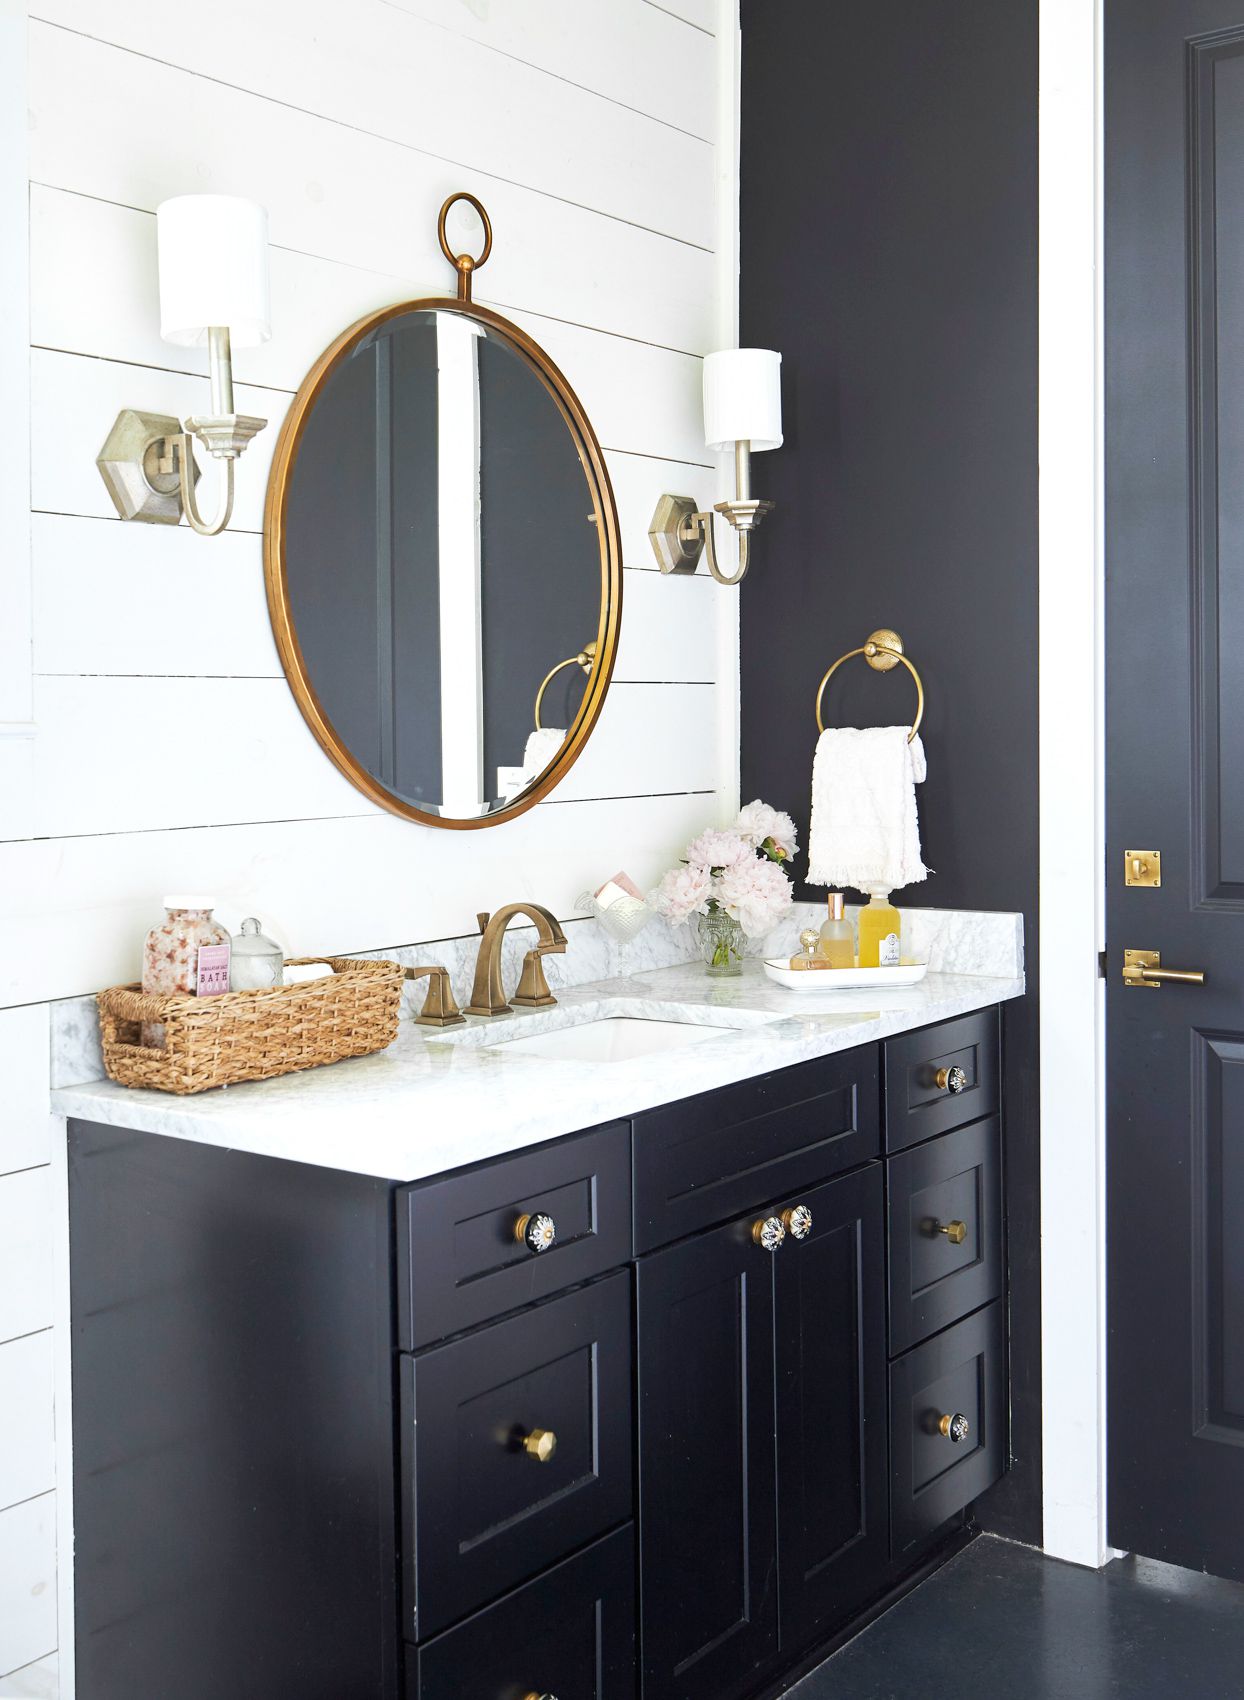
[739, 0, 1040, 1542]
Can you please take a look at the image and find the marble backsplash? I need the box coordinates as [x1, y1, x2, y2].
[49, 902, 1024, 1089]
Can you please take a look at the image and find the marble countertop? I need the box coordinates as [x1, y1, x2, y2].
[52, 955, 1024, 1182]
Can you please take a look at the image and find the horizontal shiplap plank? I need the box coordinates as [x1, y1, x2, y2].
[0, 1335, 55, 1514]
[0, 1170, 54, 1345]
[32, 349, 287, 533]
[30, 177, 714, 372]
[29, 675, 712, 838]
[0, 1653, 59, 1697]
[0, 1008, 55, 1177]
[30, 459, 719, 681]
[36, 319, 702, 537]
[0, 792, 719, 1007]
[30, 677, 371, 838]
[29, 13, 712, 248]
[613, 571, 718, 682]
[647, 0, 716, 32]
[0, 1496, 56, 1683]
[380, 0, 715, 137]
[549, 683, 717, 801]
[30, 515, 277, 679]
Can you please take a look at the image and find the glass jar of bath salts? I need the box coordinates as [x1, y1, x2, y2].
[141, 896, 232, 1047]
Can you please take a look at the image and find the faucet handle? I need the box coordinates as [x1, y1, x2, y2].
[511, 948, 559, 1009]
[476, 910, 491, 935]
[404, 965, 466, 1028]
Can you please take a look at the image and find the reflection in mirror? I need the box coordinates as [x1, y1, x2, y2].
[281, 307, 604, 820]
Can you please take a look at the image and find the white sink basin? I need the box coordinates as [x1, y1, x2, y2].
[486, 1016, 737, 1065]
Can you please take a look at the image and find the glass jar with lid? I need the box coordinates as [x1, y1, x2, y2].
[229, 917, 284, 991]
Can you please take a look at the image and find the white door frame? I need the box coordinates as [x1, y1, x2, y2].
[1038, 0, 1112, 1569]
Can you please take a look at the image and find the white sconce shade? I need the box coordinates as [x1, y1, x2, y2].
[703, 347, 783, 452]
[157, 195, 271, 349]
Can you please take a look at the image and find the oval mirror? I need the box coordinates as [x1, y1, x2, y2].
[264, 197, 622, 827]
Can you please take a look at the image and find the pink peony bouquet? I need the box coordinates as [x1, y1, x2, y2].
[650, 800, 797, 950]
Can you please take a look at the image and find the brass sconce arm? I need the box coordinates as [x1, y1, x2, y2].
[648, 443, 774, 586]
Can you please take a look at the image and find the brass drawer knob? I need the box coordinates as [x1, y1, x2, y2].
[522, 1692, 558, 1700]
[939, 1411, 971, 1443]
[522, 1427, 558, 1464]
[751, 1215, 786, 1252]
[939, 1219, 968, 1245]
[781, 1203, 813, 1241]
[935, 1064, 968, 1094]
[514, 1212, 556, 1254]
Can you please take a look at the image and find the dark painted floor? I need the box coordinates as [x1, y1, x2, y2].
[789, 1535, 1244, 1699]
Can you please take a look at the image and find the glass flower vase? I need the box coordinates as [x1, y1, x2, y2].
[697, 907, 745, 976]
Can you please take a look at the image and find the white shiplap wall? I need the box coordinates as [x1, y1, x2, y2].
[0, 2, 741, 1690]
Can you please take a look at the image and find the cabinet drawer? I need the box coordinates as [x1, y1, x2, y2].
[407, 1525, 636, 1700]
[633, 1050, 879, 1253]
[889, 1301, 1005, 1556]
[402, 1272, 633, 1639]
[883, 1008, 999, 1153]
[398, 1121, 631, 1348]
[887, 1117, 1003, 1354]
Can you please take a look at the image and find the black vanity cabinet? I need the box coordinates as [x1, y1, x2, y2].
[637, 1166, 888, 1700]
[67, 1006, 1009, 1700]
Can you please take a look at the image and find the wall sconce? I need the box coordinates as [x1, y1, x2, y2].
[97, 195, 271, 537]
[648, 348, 782, 586]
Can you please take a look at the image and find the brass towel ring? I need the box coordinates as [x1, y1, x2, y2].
[437, 192, 493, 301]
[815, 628, 924, 744]
[534, 641, 597, 731]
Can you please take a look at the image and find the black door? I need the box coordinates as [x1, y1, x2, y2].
[774, 1167, 888, 1650]
[1107, 0, 1244, 1578]
[637, 1213, 779, 1700]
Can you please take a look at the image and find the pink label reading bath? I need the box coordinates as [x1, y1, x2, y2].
[196, 944, 231, 996]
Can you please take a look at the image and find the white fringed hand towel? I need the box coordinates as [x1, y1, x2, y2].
[808, 726, 929, 891]
[523, 727, 565, 777]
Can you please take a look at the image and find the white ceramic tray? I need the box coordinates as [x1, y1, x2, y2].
[762, 958, 929, 992]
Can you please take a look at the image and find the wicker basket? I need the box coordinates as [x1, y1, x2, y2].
[98, 957, 405, 1095]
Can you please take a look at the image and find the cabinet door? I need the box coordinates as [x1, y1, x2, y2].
[773, 1165, 889, 1652]
[637, 1215, 778, 1700]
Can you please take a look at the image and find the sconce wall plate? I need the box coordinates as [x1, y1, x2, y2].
[97, 408, 199, 525]
[648, 494, 701, 574]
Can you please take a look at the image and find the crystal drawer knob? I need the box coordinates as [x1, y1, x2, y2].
[751, 1215, 785, 1252]
[939, 1219, 968, 1245]
[781, 1203, 813, 1241]
[935, 1064, 968, 1094]
[515, 1212, 556, 1254]
[522, 1692, 558, 1699]
[522, 1428, 557, 1464]
[939, 1411, 971, 1443]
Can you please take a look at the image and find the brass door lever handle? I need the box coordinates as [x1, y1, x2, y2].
[1121, 949, 1206, 988]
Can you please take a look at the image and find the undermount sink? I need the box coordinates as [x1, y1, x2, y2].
[485, 1016, 738, 1065]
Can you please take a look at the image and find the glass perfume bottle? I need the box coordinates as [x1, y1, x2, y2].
[857, 889, 902, 968]
[816, 892, 855, 967]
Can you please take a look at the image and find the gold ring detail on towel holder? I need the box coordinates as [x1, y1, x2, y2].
[534, 641, 597, 731]
[815, 628, 924, 744]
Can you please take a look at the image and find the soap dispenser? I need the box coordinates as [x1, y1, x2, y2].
[816, 893, 855, 967]
[857, 889, 902, 968]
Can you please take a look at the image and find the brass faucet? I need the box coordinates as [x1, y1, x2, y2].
[404, 965, 465, 1027]
[465, 903, 568, 1017]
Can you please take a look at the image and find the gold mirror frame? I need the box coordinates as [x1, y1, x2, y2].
[263, 198, 622, 830]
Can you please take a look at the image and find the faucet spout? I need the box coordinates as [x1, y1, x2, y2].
[465, 902, 568, 1018]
